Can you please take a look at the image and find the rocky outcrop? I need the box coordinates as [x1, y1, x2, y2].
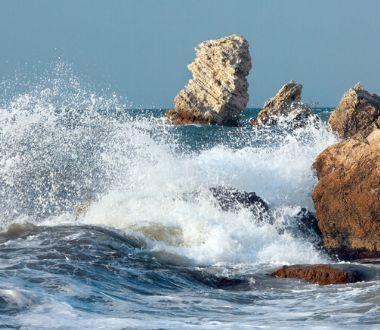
[272, 264, 366, 285]
[312, 129, 380, 259]
[250, 81, 314, 126]
[165, 35, 252, 126]
[328, 83, 380, 138]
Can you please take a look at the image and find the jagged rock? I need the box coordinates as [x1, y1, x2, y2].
[250, 81, 315, 126]
[165, 35, 252, 126]
[210, 186, 271, 223]
[272, 264, 366, 285]
[328, 83, 380, 138]
[294, 208, 322, 244]
[312, 129, 380, 259]
[210, 186, 269, 212]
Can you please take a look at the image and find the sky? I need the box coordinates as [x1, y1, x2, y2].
[0, 0, 379, 108]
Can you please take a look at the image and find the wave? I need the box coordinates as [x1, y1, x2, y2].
[0, 63, 338, 267]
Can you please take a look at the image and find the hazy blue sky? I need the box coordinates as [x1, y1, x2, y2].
[0, 0, 379, 107]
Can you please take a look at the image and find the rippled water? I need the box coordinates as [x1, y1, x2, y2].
[0, 65, 379, 329]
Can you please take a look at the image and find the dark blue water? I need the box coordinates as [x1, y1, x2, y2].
[0, 69, 379, 329]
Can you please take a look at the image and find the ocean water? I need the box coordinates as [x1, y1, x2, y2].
[0, 66, 379, 329]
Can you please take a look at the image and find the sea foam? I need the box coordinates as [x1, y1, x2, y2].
[0, 64, 337, 267]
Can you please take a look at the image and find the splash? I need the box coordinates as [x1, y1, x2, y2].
[0, 64, 338, 266]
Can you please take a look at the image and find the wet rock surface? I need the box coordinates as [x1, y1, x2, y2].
[312, 129, 380, 259]
[271, 264, 368, 285]
[165, 35, 251, 126]
[328, 83, 380, 138]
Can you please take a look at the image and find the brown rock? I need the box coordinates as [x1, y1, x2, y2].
[250, 81, 314, 126]
[312, 130, 380, 259]
[272, 264, 363, 285]
[328, 83, 380, 138]
[165, 35, 252, 126]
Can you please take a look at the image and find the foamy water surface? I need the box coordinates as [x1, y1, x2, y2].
[0, 65, 379, 329]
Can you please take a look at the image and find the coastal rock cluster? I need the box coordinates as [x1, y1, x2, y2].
[165, 35, 380, 284]
[162, 35, 380, 284]
[269, 84, 380, 283]
[73, 35, 380, 285]
[165, 35, 251, 126]
[309, 83, 380, 261]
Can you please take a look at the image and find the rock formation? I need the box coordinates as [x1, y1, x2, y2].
[250, 81, 314, 126]
[312, 129, 380, 259]
[328, 83, 380, 138]
[272, 264, 366, 285]
[165, 35, 252, 126]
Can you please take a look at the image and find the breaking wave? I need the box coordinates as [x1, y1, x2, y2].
[0, 63, 338, 267]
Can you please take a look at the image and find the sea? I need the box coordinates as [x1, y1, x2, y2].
[0, 65, 379, 329]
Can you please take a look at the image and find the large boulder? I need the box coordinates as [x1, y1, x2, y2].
[250, 81, 314, 126]
[165, 35, 252, 126]
[272, 264, 368, 285]
[312, 129, 380, 259]
[328, 83, 380, 138]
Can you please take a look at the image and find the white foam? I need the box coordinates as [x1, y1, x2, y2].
[0, 64, 337, 267]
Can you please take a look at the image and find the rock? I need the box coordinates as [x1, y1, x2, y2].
[210, 186, 269, 212]
[328, 83, 380, 138]
[210, 186, 271, 223]
[293, 208, 322, 244]
[250, 81, 315, 127]
[165, 35, 252, 126]
[271, 264, 366, 285]
[312, 129, 380, 259]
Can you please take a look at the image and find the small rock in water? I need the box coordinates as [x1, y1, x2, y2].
[165, 34, 252, 126]
[271, 264, 365, 285]
[312, 129, 380, 260]
[210, 186, 271, 223]
[250, 81, 315, 127]
[328, 83, 380, 138]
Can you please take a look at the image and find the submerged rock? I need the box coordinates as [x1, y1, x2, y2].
[165, 35, 252, 126]
[328, 83, 380, 138]
[312, 129, 380, 259]
[250, 81, 314, 127]
[272, 264, 366, 285]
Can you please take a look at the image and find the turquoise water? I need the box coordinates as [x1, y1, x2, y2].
[0, 68, 379, 329]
